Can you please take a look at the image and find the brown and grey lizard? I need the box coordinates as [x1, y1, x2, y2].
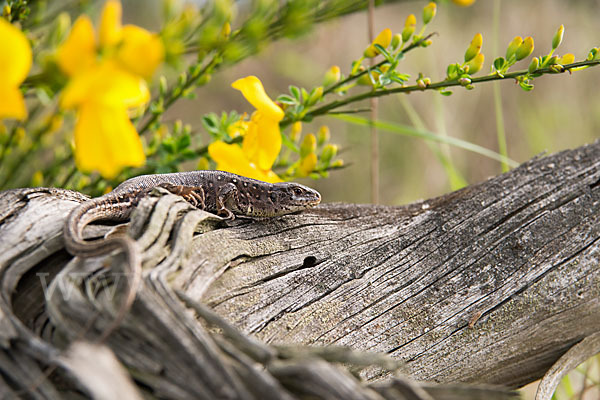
[63, 170, 321, 341]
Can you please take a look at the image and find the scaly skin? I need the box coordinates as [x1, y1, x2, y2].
[63, 170, 321, 342]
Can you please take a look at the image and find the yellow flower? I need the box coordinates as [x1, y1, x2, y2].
[231, 76, 284, 122]
[0, 18, 32, 120]
[208, 141, 281, 183]
[56, 0, 164, 178]
[209, 76, 284, 183]
[74, 102, 145, 179]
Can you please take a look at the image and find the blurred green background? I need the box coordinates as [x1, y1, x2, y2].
[148, 0, 599, 205]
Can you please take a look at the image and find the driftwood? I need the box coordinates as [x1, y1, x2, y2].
[0, 140, 599, 399]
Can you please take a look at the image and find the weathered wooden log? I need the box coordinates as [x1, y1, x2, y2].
[0, 140, 598, 399]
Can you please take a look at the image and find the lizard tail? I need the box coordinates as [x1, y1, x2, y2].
[63, 197, 142, 343]
[64, 196, 134, 256]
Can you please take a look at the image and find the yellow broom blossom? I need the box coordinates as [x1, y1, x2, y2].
[0, 19, 32, 120]
[56, 0, 164, 178]
[209, 76, 284, 183]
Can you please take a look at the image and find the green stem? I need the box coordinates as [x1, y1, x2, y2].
[0, 127, 18, 171]
[492, 0, 509, 173]
[137, 55, 222, 136]
[493, 81, 508, 173]
[323, 33, 436, 96]
[288, 59, 600, 127]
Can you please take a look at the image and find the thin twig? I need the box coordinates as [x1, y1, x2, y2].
[367, 0, 379, 204]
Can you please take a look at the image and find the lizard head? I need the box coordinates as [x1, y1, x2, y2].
[268, 182, 321, 215]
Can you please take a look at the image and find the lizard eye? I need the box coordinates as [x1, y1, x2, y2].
[293, 188, 303, 196]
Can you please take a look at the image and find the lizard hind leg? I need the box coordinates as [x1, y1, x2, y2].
[158, 183, 206, 210]
[216, 182, 238, 220]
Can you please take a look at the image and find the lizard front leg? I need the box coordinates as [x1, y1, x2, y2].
[216, 182, 238, 220]
[158, 183, 206, 210]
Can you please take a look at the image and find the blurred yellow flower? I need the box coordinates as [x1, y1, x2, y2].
[298, 153, 317, 177]
[56, 0, 164, 178]
[209, 76, 284, 183]
[74, 102, 145, 179]
[0, 18, 32, 120]
[452, 0, 477, 6]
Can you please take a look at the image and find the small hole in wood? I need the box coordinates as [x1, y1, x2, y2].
[302, 256, 317, 268]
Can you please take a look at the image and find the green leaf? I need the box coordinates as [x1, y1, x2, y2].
[289, 85, 301, 100]
[331, 114, 519, 167]
[439, 89, 453, 96]
[493, 57, 506, 71]
[277, 95, 297, 105]
[446, 64, 458, 80]
[176, 133, 191, 150]
[202, 115, 218, 134]
[160, 139, 177, 155]
[301, 87, 309, 103]
[180, 148, 196, 159]
[373, 44, 392, 62]
[379, 76, 392, 86]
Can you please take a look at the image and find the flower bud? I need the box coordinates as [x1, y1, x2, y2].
[515, 37, 534, 61]
[307, 86, 323, 106]
[465, 53, 484, 74]
[220, 21, 231, 39]
[364, 28, 392, 58]
[290, 122, 302, 142]
[452, 0, 476, 5]
[323, 65, 341, 87]
[331, 159, 344, 168]
[298, 153, 317, 177]
[159, 76, 168, 97]
[527, 57, 539, 74]
[506, 36, 523, 60]
[464, 33, 483, 62]
[458, 77, 472, 86]
[300, 133, 317, 158]
[402, 14, 416, 43]
[423, 2, 436, 25]
[552, 25, 564, 50]
[357, 70, 379, 86]
[559, 53, 574, 65]
[317, 125, 330, 145]
[391, 33, 402, 50]
[321, 144, 338, 165]
[50, 12, 71, 45]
